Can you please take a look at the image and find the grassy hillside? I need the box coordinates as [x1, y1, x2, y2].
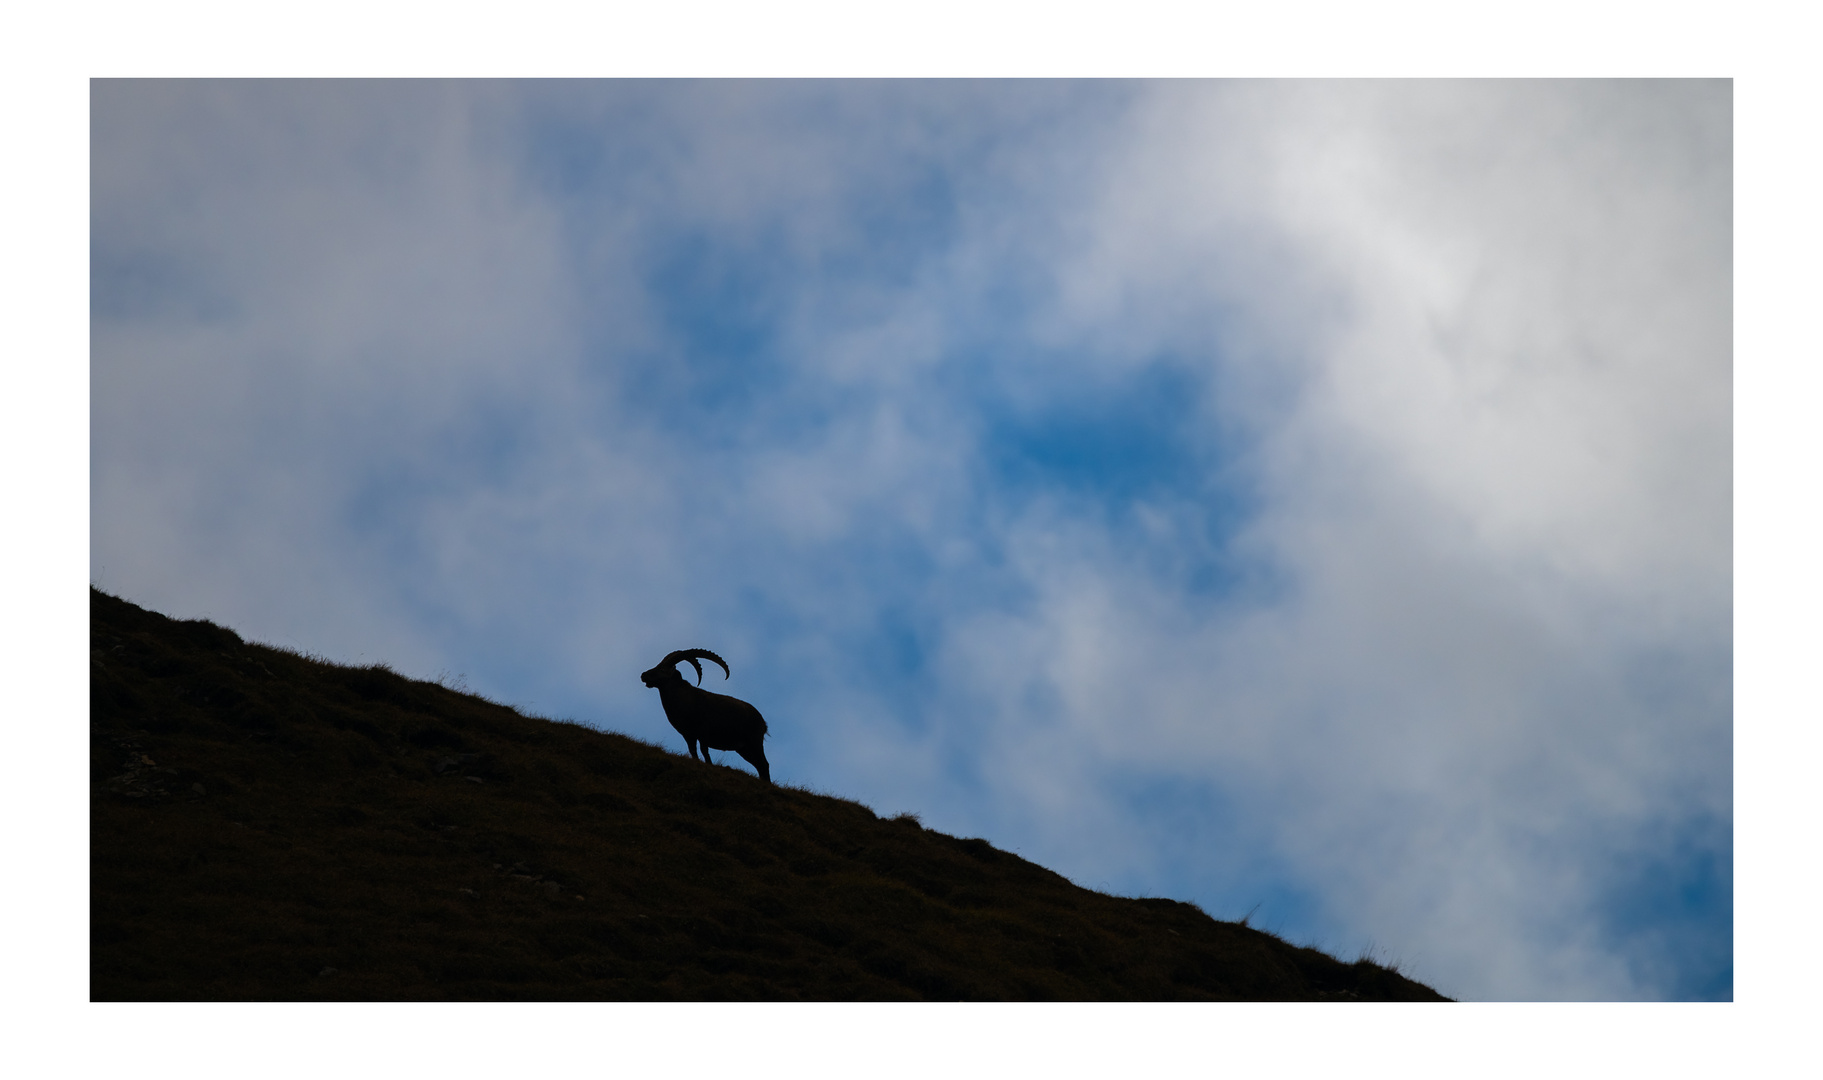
[90, 588, 1449, 1001]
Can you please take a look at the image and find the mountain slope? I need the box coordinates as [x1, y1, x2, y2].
[90, 588, 1449, 1001]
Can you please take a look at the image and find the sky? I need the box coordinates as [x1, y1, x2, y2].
[89, 79, 1732, 1001]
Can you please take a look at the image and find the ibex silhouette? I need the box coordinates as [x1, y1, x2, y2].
[640, 648, 771, 783]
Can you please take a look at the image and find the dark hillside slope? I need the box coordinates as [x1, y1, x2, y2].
[90, 589, 1449, 1001]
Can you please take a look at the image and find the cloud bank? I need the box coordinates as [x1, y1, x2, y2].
[91, 80, 1730, 999]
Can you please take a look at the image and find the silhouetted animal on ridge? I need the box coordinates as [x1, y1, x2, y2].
[640, 649, 771, 783]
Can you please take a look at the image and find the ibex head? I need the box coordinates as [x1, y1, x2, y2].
[641, 648, 730, 689]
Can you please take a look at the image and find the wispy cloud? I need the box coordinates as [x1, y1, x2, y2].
[91, 79, 1730, 999]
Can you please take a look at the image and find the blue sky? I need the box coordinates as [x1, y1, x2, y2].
[89, 79, 1732, 1000]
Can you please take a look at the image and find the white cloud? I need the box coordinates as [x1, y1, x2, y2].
[91, 81, 581, 667]
[946, 80, 1733, 998]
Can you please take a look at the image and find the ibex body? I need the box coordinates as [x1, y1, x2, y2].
[640, 649, 771, 783]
